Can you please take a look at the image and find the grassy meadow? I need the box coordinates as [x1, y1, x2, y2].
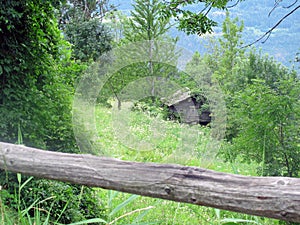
[91, 103, 280, 225]
[0, 103, 282, 225]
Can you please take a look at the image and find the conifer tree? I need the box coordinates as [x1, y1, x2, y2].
[123, 0, 171, 42]
[123, 0, 176, 80]
[101, 0, 179, 108]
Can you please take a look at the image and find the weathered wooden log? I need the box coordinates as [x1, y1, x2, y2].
[0, 142, 300, 222]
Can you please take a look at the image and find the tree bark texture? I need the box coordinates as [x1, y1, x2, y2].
[0, 142, 299, 222]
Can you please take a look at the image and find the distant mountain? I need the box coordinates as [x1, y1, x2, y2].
[224, 0, 299, 67]
[110, 0, 300, 69]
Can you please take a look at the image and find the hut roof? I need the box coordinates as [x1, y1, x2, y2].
[162, 87, 191, 106]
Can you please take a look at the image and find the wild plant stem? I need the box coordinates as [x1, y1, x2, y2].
[108, 206, 154, 225]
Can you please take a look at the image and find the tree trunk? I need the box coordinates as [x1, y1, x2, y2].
[0, 142, 300, 222]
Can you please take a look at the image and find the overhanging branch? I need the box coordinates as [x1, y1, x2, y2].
[243, 4, 300, 48]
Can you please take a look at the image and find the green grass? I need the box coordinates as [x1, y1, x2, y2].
[92, 103, 281, 225]
[95, 190, 280, 225]
[95, 102, 221, 167]
[0, 103, 281, 224]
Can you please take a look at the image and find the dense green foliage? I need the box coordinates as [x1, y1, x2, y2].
[0, 0, 81, 151]
[160, 0, 234, 35]
[64, 18, 112, 61]
[0, 0, 108, 223]
[191, 13, 300, 177]
[1, 175, 104, 224]
[58, 0, 113, 62]
[227, 55, 300, 177]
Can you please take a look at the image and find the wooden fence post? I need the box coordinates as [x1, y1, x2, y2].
[0, 142, 300, 222]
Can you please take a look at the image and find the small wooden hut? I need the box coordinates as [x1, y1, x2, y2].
[162, 88, 211, 125]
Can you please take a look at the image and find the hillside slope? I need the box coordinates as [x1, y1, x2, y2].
[112, 0, 300, 68]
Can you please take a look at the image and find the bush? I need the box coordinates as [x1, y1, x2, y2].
[0, 173, 105, 224]
[0, 1, 105, 223]
[226, 77, 300, 177]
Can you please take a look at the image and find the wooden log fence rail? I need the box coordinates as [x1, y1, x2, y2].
[0, 142, 300, 222]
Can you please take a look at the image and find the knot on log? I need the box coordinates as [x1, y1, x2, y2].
[164, 186, 172, 195]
